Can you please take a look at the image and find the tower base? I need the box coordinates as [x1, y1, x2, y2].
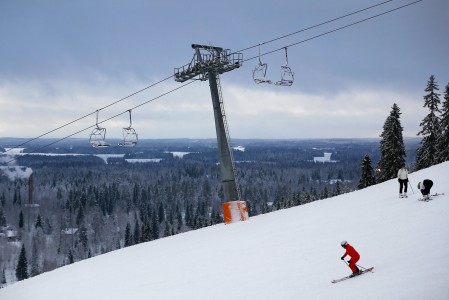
[222, 201, 249, 224]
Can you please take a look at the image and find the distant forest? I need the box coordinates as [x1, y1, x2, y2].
[0, 138, 419, 287]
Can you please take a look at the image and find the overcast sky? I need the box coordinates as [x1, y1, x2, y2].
[1, 0, 448, 142]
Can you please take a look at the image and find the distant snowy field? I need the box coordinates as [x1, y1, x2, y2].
[1, 162, 448, 300]
[0, 149, 195, 164]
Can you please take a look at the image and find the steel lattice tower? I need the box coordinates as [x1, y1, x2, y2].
[174, 44, 243, 203]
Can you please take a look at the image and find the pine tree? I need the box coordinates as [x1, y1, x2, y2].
[133, 218, 140, 245]
[151, 211, 159, 240]
[16, 244, 29, 281]
[44, 217, 53, 235]
[18, 210, 24, 229]
[30, 238, 40, 277]
[141, 220, 151, 242]
[333, 181, 342, 196]
[124, 222, 132, 247]
[358, 154, 376, 189]
[416, 75, 441, 170]
[436, 82, 449, 163]
[176, 206, 183, 230]
[1, 268, 6, 286]
[163, 221, 171, 237]
[76, 206, 85, 226]
[320, 185, 329, 199]
[377, 103, 406, 182]
[35, 214, 43, 229]
[67, 249, 74, 264]
[0, 207, 6, 227]
[79, 226, 88, 252]
[13, 188, 19, 205]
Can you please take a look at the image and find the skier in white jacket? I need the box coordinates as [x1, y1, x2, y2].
[397, 163, 409, 198]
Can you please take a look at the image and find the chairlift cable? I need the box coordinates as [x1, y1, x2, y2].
[243, 0, 423, 63]
[3, 80, 196, 165]
[4, 74, 174, 153]
[234, 0, 395, 54]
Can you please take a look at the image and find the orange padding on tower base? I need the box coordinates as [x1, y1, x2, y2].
[222, 201, 249, 224]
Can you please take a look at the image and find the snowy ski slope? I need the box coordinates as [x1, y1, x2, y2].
[1, 162, 448, 300]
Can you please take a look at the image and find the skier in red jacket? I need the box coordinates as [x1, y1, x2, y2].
[340, 241, 361, 277]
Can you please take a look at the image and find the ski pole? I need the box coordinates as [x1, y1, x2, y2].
[408, 180, 414, 194]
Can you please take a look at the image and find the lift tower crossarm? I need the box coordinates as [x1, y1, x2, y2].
[174, 44, 242, 82]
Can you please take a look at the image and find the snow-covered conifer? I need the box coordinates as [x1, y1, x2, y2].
[124, 222, 132, 247]
[1, 268, 6, 286]
[416, 75, 441, 170]
[358, 154, 376, 189]
[16, 244, 28, 281]
[377, 103, 406, 181]
[67, 249, 74, 265]
[133, 218, 140, 245]
[436, 83, 449, 163]
[30, 238, 40, 277]
[35, 214, 43, 229]
[0, 207, 6, 227]
[18, 210, 24, 229]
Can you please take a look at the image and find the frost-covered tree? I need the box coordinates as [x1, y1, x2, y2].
[133, 218, 140, 245]
[16, 244, 28, 281]
[30, 238, 41, 277]
[163, 221, 171, 237]
[1, 268, 6, 286]
[0, 207, 6, 227]
[436, 83, 449, 163]
[377, 103, 406, 182]
[35, 214, 43, 229]
[79, 226, 88, 252]
[124, 222, 132, 247]
[333, 181, 342, 196]
[67, 249, 74, 265]
[18, 210, 24, 229]
[358, 155, 376, 189]
[416, 75, 441, 170]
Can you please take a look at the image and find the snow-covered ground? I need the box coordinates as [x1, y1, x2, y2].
[1, 162, 448, 300]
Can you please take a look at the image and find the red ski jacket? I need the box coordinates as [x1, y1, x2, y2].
[342, 244, 360, 260]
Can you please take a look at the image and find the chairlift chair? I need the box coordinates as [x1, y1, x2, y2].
[275, 47, 294, 87]
[252, 44, 272, 84]
[118, 110, 138, 147]
[89, 110, 111, 148]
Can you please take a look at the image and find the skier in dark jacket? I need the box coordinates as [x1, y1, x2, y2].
[418, 179, 433, 200]
[340, 241, 361, 277]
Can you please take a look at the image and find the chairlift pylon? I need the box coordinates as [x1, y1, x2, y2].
[118, 110, 138, 147]
[275, 47, 294, 87]
[89, 110, 111, 148]
[252, 44, 272, 84]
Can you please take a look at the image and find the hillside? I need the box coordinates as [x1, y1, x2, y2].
[1, 162, 448, 300]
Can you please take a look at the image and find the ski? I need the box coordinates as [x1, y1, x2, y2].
[418, 193, 445, 202]
[331, 267, 374, 284]
[431, 193, 444, 196]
